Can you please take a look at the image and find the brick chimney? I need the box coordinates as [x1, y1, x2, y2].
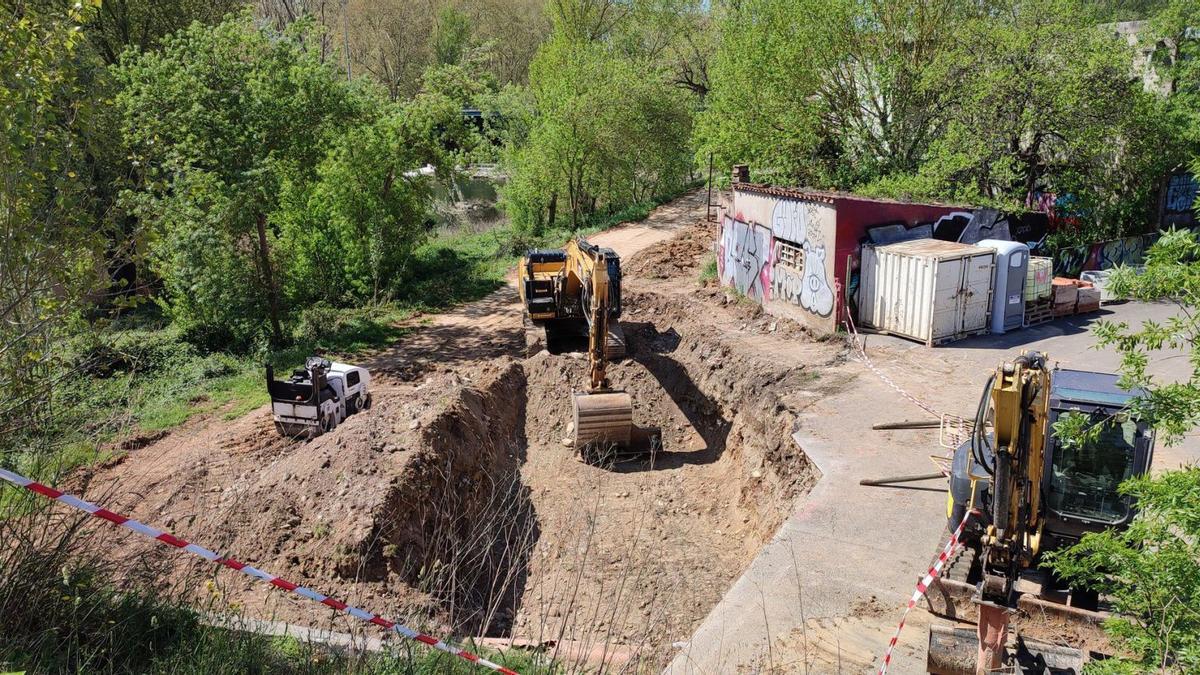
[731, 164, 750, 184]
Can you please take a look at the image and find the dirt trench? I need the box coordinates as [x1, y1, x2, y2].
[319, 288, 835, 666]
[80, 200, 846, 667]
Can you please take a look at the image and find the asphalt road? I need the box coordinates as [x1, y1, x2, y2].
[667, 300, 1199, 674]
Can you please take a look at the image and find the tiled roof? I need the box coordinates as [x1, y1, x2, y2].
[732, 182, 973, 209]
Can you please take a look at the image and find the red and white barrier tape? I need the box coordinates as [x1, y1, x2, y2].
[0, 468, 518, 675]
[877, 509, 978, 675]
[843, 313, 945, 419]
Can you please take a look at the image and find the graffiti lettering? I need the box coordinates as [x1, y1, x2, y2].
[800, 241, 834, 316]
[770, 199, 809, 243]
[1166, 173, 1198, 214]
[1053, 245, 1090, 278]
[1097, 236, 1147, 270]
[719, 215, 771, 301]
[771, 264, 805, 304]
[932, 212, 975, 242]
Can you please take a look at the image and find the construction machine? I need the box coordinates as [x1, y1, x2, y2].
[518, 238, 633, 456]
[927, 352, 1156, 674]
[267, 357, 371, 439]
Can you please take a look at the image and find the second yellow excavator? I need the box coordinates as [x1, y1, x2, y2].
[518, 238, 633, 457]
[928, 351, 1157, 673]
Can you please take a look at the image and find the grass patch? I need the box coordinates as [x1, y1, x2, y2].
[0, 531, 539, 674]
[699, 254, 718, 283]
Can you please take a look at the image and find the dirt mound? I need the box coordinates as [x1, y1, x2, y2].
[624, 218, 714, 280]
[81, 365, 533, 635]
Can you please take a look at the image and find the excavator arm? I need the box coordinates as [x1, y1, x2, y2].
[565, 239, 614, 391]
[960, 351, 1052, 672]
[979, 351, 1050, 603]
[562, 239, 633, 457]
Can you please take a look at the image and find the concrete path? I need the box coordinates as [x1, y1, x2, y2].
[667, 300, 1200, 674]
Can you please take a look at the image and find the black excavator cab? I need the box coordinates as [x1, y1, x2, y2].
[948, 367, 1155, 550]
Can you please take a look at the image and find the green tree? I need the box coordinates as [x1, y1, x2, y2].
[278, 65, 475, 304]
[1078, 230, 1200, 444]
[115, 13, 367, 347]
[1045, 229, 1200, 672]
[503, 0, 695, 232]
[1044, 468, 1200, 673]
[433, 5, 474, 66]
[697, 0, 967, 188]
[695, 0, 830, 186]
[0, 1, 107, 447]
[905, 0, 1176, 220]
[1148, 0, 1200, 181]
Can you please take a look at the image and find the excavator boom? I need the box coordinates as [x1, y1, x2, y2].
[930, 351, 1156, 673]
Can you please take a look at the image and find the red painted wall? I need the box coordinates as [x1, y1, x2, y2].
[831, 197, 968, 321]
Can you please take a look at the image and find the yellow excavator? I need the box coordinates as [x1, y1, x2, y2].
[929, 351, 1156, 673]
[518, 238, 633, 456]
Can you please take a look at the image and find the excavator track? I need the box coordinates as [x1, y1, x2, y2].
[572, 391, 633, 456]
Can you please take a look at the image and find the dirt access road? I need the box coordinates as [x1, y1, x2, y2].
[79, 189, 850, 670]
[368, 192, 703, 378]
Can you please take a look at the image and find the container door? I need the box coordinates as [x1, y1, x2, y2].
[961, 253, 994, 333]
[857, 247, 877, 328]
[931, 258, 963, 342]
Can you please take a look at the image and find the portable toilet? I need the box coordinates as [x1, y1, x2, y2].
[977, 239, 1029, 334]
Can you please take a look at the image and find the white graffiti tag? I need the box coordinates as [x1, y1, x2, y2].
[800, 241, 834, 316]
[771, 199, 808, 244]
[770, 264, 805, 304]
[719, 216, 771, 301]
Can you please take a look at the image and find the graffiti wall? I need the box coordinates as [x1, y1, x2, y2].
[1163, 172, 1198, 227]
[718, 191, 838, 331]
[717, 215, 772, 301]
[1051, 233, 1159, 277]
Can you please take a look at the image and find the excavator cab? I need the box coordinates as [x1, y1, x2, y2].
[1040, 369, 1154, 548]
[947, 367, 1154, 550]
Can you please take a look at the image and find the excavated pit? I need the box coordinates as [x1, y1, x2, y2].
[342, 289, 831, 662]
[225, 291, 831, 660]
[82, 304, 834, 673]
[80, 201, 841, 666]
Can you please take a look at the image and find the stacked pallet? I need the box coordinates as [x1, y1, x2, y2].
[1051, 277, 1101, 317]
[1024, 297, 1054, 327]
[1052, 278, 1078, 317]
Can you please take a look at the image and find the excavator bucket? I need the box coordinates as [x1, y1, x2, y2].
[926, 624, 1087, 675]
[572, 391, 633, 454]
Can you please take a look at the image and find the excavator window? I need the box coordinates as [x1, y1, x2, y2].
[1048, 411, 1138, 523]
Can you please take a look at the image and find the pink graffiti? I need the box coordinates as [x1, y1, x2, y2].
[759, 235, 774, 301]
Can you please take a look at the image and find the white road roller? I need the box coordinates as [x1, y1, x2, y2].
[267, 357, 371, 438]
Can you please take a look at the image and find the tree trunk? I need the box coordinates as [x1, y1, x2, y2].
[256, 212, 284, 345]
[547, 192, 558, 228]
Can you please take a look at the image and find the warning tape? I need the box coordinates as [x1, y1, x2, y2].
[842, 313, 945, 419]
[877, 508, 978, 675]
[0, 467, 518, 675]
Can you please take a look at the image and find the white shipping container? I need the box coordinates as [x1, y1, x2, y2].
[858, 240, 995, 346]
